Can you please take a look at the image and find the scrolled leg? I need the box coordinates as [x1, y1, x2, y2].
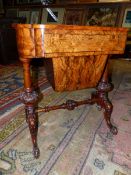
[97, 91, 118, 135]
[20, 58, 40, 158]
[96, 60, 118, 135]
[26, 106, 40, 158]
[103, 102, 118, 135]
[20, 89, 40, 158]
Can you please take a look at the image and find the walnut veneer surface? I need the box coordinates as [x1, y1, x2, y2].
[14, 24, 128, 158]
[14, 24, 127, 91]
[15, 24, 127, 58]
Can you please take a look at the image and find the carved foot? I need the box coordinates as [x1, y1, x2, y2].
[33, 147, 40, 159]
[91, 89, 118, 135]
[110, 125, 118, 135]
[96, 104, 102, 111]
[104, 108, 118, 135]
[103, 102, 118, 135]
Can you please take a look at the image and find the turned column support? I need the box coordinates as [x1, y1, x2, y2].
[20, 58, 40, 158]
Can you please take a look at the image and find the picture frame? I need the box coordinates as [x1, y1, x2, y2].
[17, 0, 29, 4]
[98, 0, 130, 2]
[41, 8, 65, 24]
[29, 0, 41, 3]
[116, 3, 131, 27]
[122, 8, 131, 28]
[3, 0, 15, 6]
[63, 8, 86, 25]
[0, 0, 4, 14]
[18, 10, 31, 23]
[56, 0, 77, 4]
[78, 0, 97, 3]
[30, 9, 41, 24]
[5, 8, 18, 18]
[86, 5, 119, 27]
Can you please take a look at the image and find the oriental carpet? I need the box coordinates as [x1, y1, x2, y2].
[0, 59, 131, 175]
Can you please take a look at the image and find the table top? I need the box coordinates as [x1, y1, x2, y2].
[14, 24, 128, 59]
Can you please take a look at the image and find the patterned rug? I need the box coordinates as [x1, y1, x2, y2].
[0, 60, 131, 175]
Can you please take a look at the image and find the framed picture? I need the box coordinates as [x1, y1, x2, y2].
[86, 5, 119, 27]
[29, 0, 41, 3]
[56, 0, 77, 4]
[30, 9, 41, 24]
[18, 10, 30, 23]
[78, 0, 97, 3]
[63, 8, 86, 25]
[5, 8, 18, 18]
[122, 8, 131, 28]
[116, 3, 131, 27]
[17, 0, 29, 3]
[41, 8, 65, 24]
[3, 0, 15, 6]
[98, 0, 130, 1]
[0, 0, 4, 14]
[16, 0, 41, 5]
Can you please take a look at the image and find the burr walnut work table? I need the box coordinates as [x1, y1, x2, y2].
[14, 24, 127, 158]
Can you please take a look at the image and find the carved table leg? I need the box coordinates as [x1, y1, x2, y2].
[93, 60, 118, 135]
[20, 58, 40, 158]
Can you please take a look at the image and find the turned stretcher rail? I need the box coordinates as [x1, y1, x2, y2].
[36, 98, 96, 113]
